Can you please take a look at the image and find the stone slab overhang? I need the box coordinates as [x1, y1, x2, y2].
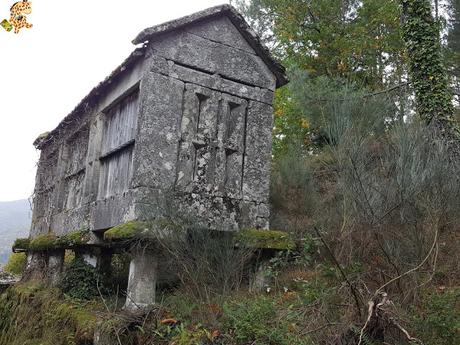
[133, 4, 287, 88]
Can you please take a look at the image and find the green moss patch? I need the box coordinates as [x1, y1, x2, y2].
[23, 230, 90, 253]
[237, 229, 296, 250]
[104, 221, 148, 241]
[29, 234, 58, 251]
[12, 238, 30, 253]
[55, 229, 90, 248]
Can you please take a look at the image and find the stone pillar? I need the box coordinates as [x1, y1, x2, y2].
[75, 247, 103, 268]
[81, 252, 98, 267]
[47, 249, 65, 286]
[23, 251, 47, 281]
[124, 249, 158, 311]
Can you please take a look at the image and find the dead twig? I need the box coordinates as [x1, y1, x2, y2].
[314, 226, 363, 319]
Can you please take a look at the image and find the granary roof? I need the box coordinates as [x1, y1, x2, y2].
[34, 4, 286, 149]
[133, 4, 287, 87]
[34, 46, 146, 149]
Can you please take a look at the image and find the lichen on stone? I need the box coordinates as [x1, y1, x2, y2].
[33, 131, 51, 147]
[103, 221, 148, 241]
[236, 229, 296, 250]
[12, 238, 30, 253]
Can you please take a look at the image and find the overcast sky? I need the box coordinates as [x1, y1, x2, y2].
[0, 0, 228, 202]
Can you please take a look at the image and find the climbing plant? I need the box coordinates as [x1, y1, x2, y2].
[400, 0, 457, 134]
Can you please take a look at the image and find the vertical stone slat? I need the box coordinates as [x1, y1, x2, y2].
[242, 101, 273, 203]
[132, 72, 185, 190]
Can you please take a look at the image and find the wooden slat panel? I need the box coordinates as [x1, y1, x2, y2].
[98, 145, 134, 199]
[98, 90, 139, 199]
[101, 91, 139, 155]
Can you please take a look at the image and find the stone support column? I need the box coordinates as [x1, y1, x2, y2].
[47, 249, 65, 286]
[124, 248, 158, 311]
[23, 251, 47, 280]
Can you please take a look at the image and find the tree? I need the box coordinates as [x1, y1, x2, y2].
[233, 0, 408, 156]
[447, 0, 460, 101]
[233, 0, 406, 88]
[400, 0, 456, 134]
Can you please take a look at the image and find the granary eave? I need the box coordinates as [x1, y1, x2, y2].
[132, 4, 288, 88]
[34, 46, 147, 150]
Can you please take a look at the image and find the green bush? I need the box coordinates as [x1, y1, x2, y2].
[412, 288, 460, 345]
[223, 295, 311, 345]
[59, 257, 104, 300]
[3, 253, 26, 276]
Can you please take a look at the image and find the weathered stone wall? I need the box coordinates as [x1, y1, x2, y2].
[133, 17, 275, 231]
[31, 11, 278, 238]
[31, 56, 147, 238]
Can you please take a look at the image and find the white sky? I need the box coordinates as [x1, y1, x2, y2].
[0, 0, 228, 202]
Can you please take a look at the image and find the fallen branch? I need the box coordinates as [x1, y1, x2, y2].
[389, 317, 423, 344]
[357, 292, 388, 345]
[356, 225, 438, 345]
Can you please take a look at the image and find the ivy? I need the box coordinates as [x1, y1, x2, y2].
[401, 0, 458, 136]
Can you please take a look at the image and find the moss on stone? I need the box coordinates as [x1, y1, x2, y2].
[33, 131, 50, 147]
[56, 229, 90, 248]
[12, 238, 30, 252]
[29, 234, 58, 251]
[104, 221, 148, 241]
[237, 229, 296, 250]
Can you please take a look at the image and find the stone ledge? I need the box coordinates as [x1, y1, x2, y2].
[236, 229, 296, 250]
[14, 229, 91, 253]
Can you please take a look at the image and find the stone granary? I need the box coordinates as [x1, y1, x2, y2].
[22, 5, 287, 310]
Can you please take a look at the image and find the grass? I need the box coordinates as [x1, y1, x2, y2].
[0, 283, 102, 345]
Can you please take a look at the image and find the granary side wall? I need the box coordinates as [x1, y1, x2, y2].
[31, 57, 148, 237]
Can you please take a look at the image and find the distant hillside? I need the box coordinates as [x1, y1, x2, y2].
[0, 199, 31, 264]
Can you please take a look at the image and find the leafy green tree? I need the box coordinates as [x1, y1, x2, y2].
[233, 0, 405, 87]
[233, 0, 407, 156]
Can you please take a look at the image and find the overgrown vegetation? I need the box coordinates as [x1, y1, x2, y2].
[59, 257, 105, 300]
[12, 237, 29, 252]
[0, 283, 99, 345]
[1, 0, 459, 344]
[3, 252, 26, 276]
[152, 223, 255, 301]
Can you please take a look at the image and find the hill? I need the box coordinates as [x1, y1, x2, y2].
[0, 199, 31, 265]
